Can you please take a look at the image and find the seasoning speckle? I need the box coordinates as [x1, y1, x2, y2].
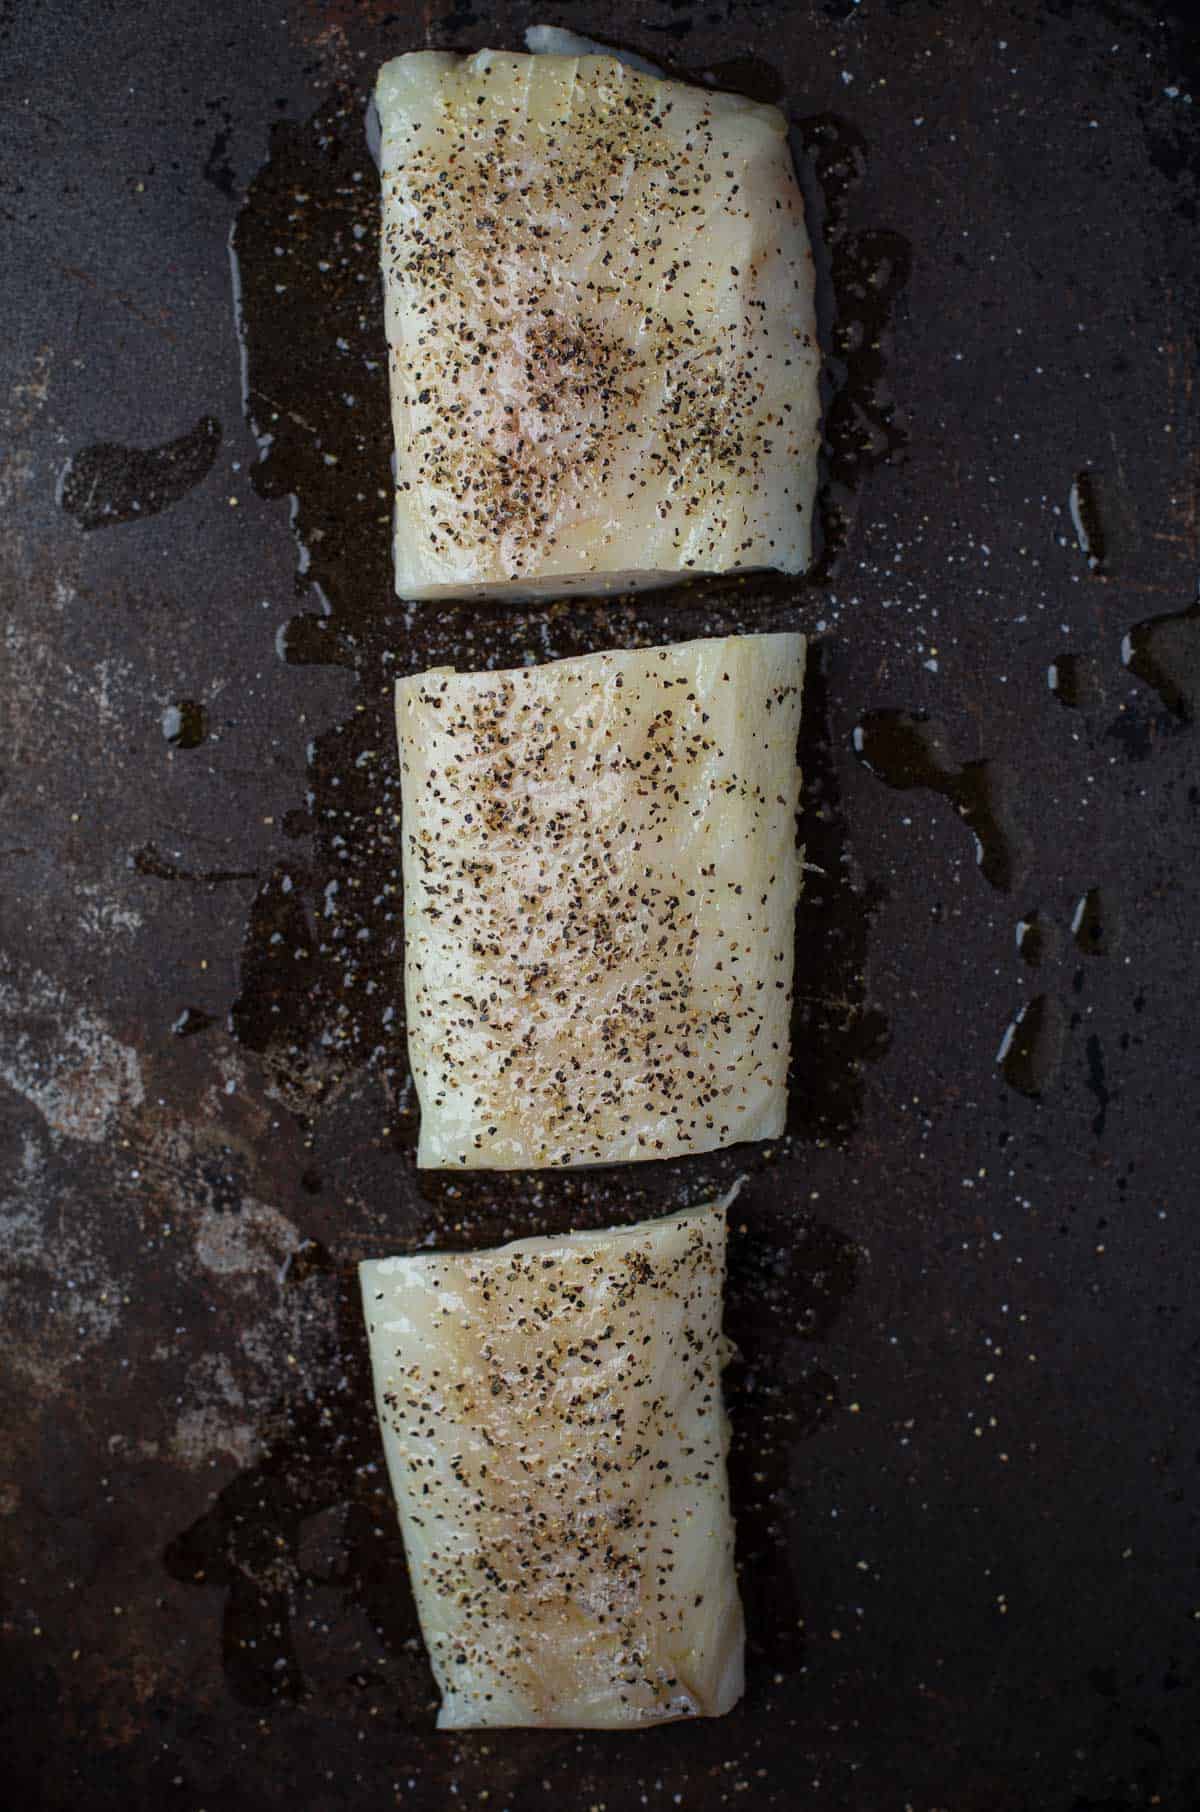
[375, 48, 820, 598]
[359, 1196, 743, 1728]
[398, 633, 806, 1169]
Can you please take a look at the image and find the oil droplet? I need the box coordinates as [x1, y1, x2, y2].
[996, 995, 1063, 1097]
[132, 842, 256, 885]
[1068, 470, 1104, 571]
[854, 710, 1014, 890]
[163, 1264, 433, 1720]
[59, 416, 222, 530]
[1047, 654, 1082, 708]
[787, 651, 891, 1143]
[171, 1007, 215, 1037]
[162, 699, 208, 748]
[1085, 1032, 1111, 1136]
[1122, 595, 1200, 721]
[276, 614, 349, 668]
[724, 1206, 856, 1671]
[794, 113, 911, 579]
[699, 55, 784, 104]
[230, 865, 320, 1060]
[1070, 886, 1111, 955]
[1015, 912, 1045, 966]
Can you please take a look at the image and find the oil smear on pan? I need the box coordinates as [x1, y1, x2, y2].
[787, 646, 891, 1143]
[1121, 588, 1200, 722]
[163, 1264, 436, 1722]
[130, 842, 257, 885]
[225, 89, 408, 1129]
[995, 994, 1064, 1098]
[1015, 911, 1046, 967]
[1068, 469, 1104, 572]
[1047, 653, 1084, 709]
[171, 1006, 216, 1038]
[162, 699, 208, 749]
[1071, 885, 1112, 957]
[997, 880, 1119, 1105]
[852, 709, 1016, 891]
[993, 992, 1065, 1087]
[724, 1204, 859, 1679]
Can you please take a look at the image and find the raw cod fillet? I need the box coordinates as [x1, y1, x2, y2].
[359, 1198, 744, 1729]
[398, 632, 806, 1169]
[374, 43, 821, 599]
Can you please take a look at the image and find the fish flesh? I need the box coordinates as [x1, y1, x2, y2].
[374, 44, 821, 599]
[375, 44, 818, 598]
[359, 1196, 744, 1729]
[397, 632, 806, 1169]
[398, 632, 805, 1168]
[523, 23, 666, 78]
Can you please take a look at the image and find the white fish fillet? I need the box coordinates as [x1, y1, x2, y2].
[523, 23, 665, 77]
[359, 1198, 744, 1729]
[398, 632, 805, 1169]
[375, 46, 820, 599]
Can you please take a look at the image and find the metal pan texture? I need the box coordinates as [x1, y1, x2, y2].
[1, 2, 1198, 1806]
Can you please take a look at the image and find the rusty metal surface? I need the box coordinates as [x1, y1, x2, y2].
[2, 1, 1198, 1806]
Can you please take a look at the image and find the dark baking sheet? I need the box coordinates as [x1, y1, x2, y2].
[2, 1, 1199, 1806]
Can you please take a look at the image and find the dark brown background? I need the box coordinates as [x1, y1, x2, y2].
[2, 1, 1199, 1806]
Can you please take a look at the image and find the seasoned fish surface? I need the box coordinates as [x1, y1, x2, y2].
[359, 1200, 744, 1729]
[376, 48, 820, 599]
[398, 633, 805, 1169]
